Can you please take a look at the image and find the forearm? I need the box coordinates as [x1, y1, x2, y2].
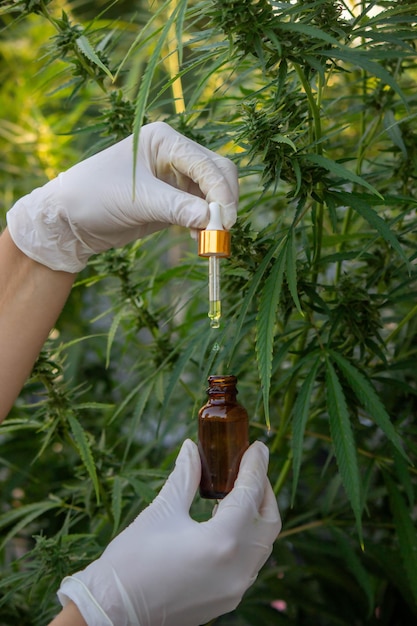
[48, 600, 87, 626]
[0, 228, 76, 423]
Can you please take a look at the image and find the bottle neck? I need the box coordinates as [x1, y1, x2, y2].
[206, 375, 238, 403]
[208, 391, 237, 404]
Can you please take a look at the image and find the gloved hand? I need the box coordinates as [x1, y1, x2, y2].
[6, 122, 238, 273]
[57, 439, 281, 626]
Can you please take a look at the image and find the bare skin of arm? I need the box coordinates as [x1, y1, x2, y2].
[0, 227, 76, 423]
[0, 229, 86, 624]
[48, 601, 87, 626]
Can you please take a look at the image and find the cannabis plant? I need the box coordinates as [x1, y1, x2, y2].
[1, 1, 417, 624]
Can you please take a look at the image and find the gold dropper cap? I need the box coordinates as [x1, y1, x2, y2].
[198, 229, 231, 257]
[198, 202, 231, 257]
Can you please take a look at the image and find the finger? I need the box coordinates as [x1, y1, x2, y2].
[245, 480, 281, 581]
[259, 478, 282, 528]
[156, 439, 201, 515]
[136, 174, 211, 231]
[235, 440, 270, 502]
[139, 123, 238, 229]
[213, 441, 270, 527]
[169, 138, 238, 228]
[235, 444, 281, 534]
[208, 155, 239, 230]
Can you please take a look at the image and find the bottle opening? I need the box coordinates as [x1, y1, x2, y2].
[208, 375, 236, 383]
[207, 375, 238, 393]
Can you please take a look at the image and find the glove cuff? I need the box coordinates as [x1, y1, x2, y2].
[58, 564, 143, 626]
[6, 183, 94, 273]
[58, 576, 113, 626]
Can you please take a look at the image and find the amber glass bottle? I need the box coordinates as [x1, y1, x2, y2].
[198, 375, 249, 499]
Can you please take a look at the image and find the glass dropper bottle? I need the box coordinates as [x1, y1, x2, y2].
[198, 202, 231, 328]
[198, 375, 249, 499]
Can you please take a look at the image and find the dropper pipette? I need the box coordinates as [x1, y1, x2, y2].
[208, 255, 221, 328]
[198, 202, 231, 328]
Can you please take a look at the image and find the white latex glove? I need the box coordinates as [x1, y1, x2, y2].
[6, 122, 238, 273]
[57, 439, 281, 626]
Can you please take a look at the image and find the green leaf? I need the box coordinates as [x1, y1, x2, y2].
[285, 227, 303, 315]
[277, 21, 344, 48]
[76, 35, 114, 81]
[0, 418, 41, 434]
[384, 109, 407, 157]
[229, 238, 282, 363]
[184, 48, 230, 111]
[305, 153, 384, 198]
[384, 472, 417, 609]
[106, 307, 128, 368]
[67, 413, 100, 504]
[74, 402, 114, 411]
[291, 358, 321, 506]
[0, 501, 61, 550]
[328, 350, 408, 461]
[122, 381, 155, 463]
[332, 528, 375, 616]
[327, 191, 408, 265]
[111, 475, 123, 537]
[321, 48, 408, 106]
[160, 334, 203, 419]
[325, 357, 363, 542]
[271, 133, 297, 151]
[256, 242, 286, 429]
[174, 0, 188, 66]
[393, 449, 414, 507]
[127, 476, 158, 504]
[132, 0, 187, 165]
[290, 156, 302, 197]
[110, 374, 155, 425]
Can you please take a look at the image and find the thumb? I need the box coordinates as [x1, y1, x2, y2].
[156, 439, 201, 515]
[214, 442, 271, 526]
[210, 442, 281, 557]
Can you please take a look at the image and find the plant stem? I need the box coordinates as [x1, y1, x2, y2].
[269, 65, 326, 451]
[166, 0, 186, 114]
[273, 456, 291, 495]
[293, 63, 324, 284]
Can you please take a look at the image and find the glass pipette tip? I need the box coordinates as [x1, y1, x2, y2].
[198, 202, 230, 329]
[208, 255, 221, 328]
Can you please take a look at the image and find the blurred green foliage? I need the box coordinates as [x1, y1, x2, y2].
[1, 1, 417, 624]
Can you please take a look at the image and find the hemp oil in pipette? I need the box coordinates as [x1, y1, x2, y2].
[208, 300, 221, 329]
[198, 202, 230, 328]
